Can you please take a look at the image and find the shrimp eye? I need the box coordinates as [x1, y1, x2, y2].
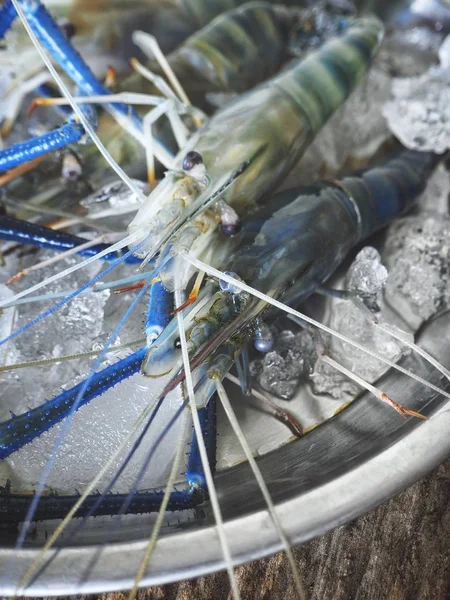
[174, 338, 182, 349]
[58, 18, 76, 38]
[217, 201, 241, 237]
[183, 151, 203, 171]
[220, 221, 242, 237]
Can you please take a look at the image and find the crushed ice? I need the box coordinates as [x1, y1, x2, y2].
[384, 213, 450, 329]
[382, 33, 450, 152]
[250, 328, 316, 400]
[347, 247, 388, 312]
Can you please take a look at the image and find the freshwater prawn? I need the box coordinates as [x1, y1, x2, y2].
[1, 1, 449, 598]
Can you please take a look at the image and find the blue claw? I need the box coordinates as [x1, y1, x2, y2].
[186, 398, 217, 492]
[0, 94, 97, 172]
[0, 0, 17, 40]
[0, 348, 147, 459]
[18, 0, 142, 136]
[0, 482, 205, 522]
[0, 215, 141, 264]
[0, 395, 216, 520]
[146, 281, 174, 343]
[0, 119, 85, 171]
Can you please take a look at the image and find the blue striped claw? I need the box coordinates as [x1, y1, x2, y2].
[0, 482, 205, 522]
[0, 348, 146, 460]
[0, 215, 141, 264]
[185, 398, 216, 492]
[17, 0, 142, 136]
[0, 119, 85, 172]
[0, 91, 97, 172]
[0, 0, 17, 39]
[0, 399, 216, 522]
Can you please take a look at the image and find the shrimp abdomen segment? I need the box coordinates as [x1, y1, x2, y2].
[171, 2, 292, 93]
[276, 17, 384, 135]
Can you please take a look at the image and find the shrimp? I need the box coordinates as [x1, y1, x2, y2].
[0, 146, 447, 600]
[0, 147, 443, 507]
[0, 0, 355, 186]
[70, 0, 269, 56]
[4, 3, 447, 598]
[0, 0, 384, 521]
[125, 1, 351, 107]
[127, 15, 384, 267]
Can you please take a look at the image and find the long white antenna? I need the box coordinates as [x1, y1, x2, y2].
[0, 231, 141, 309]
[319, 354, 427, 419]
[215, 380, 306, 600]
[174, 289, 241, 600]
[127, 410, 189, 600]
[7, 232, 124, 284]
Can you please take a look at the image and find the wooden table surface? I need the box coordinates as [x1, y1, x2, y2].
[31, 457, 450, 600]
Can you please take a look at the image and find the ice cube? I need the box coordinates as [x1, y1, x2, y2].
[439, 34, 450, 69]
[417, 163, 450, 214]
[322, 300, 406, 384]
[382, 69, 450, 152]
[253, 328, 315, 400]
[347, 247, 388, 311]
[311, 359, 359, 400]
[384, 213, 450, 328]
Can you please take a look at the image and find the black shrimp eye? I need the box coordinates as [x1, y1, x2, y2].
[174, 338, 182, 349]
[220, 221, 242, 237]
[183, 151, 203, 171]
[58, 18, 76, 38]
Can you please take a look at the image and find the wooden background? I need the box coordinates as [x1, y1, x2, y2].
[32, 457, 450, 600]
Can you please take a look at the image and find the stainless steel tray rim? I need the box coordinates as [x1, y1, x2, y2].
[2, 401, 450, 597]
